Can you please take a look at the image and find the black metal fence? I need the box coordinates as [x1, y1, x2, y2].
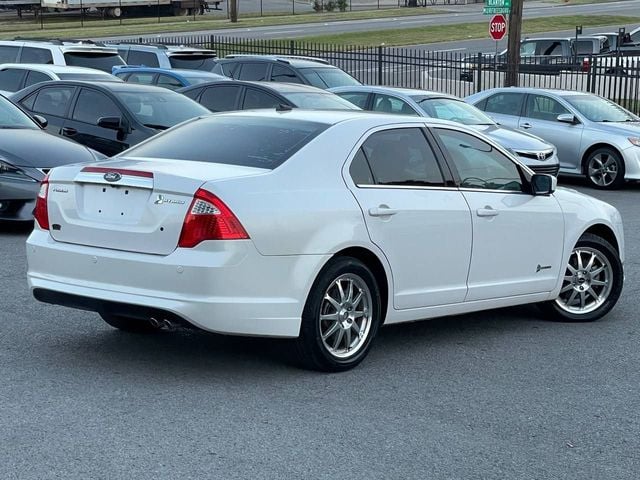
[113, 34, 640, 113]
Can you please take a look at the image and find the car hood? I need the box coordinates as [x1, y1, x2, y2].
[470, 124, 554, 151]
[0, 129, 99, 168]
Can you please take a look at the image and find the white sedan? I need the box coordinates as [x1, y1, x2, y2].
[26, 110, 625, 371]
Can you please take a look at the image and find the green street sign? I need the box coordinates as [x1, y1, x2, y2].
[485, 0, 511, 7]
[483, 6, 511, 14]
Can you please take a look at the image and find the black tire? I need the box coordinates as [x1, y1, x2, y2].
[99, 313, 161, 333]
[585, 147, 625, 189]
[295, 256, 382, 372]
[539, 233, 623, 322]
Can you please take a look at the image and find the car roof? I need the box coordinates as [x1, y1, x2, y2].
[180, 80, 331, 93]
[109, 43, 215, 54]
[113, 66, 223, 78]
[475, 87, 594, 97]
[220, 55, 334, 68]
[0, 39, 119, 53]
[330, 85, 459, 99]
[213, 108, 462, 128]
[0, 63, 111, 74]
[22, 80, 177, 93]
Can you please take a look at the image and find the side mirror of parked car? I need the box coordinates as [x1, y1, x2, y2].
[97, 116, 125, 132]
[33, 114, 48, 129]
[531, 173, 557, 196]
[557, 113, 578, 124]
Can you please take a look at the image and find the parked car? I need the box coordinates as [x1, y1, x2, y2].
[592, 32, 640, 54]
[111, 43, 217, 71]
[11, 80, 210, 156]
[180, 80, 360, 112]
[27, 110, 623, 371]
[211, 55, 361, 89]
[331, 86, 559, 175]
[0, 64, 120, 97]
[467, 87, 640, 189]
[0, 94, 103, 221]
[112, 66, 226, 90]
[0, 39, 125, 73]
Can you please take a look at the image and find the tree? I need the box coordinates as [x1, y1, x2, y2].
[505, 0, 523, 87]
[230, 0, 238, 22]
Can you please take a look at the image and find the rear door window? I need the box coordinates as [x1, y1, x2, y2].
[271, 64, 303, 83]
[199, 85, 241, 112]
[0, 68, 26, 93]
[0, 45, 19, 63]
[126, 72, 156, 85]
[126, 50, 159, 67]
[72, 88, 121, 125]
[20, 47, 53, 64]
[372, 94, 418, 115]
[483, 92, 525, 116]
[157, 74, 184, 90]
[335, 92, 369, 109]
[237, 63, 268, 81]
[24, 70, 52, 88]
[30, 86, 75, 117]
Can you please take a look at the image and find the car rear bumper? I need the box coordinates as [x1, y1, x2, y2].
[27, 228, 329, 338]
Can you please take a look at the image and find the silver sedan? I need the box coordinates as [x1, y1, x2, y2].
[330, 85, 560, 176]
[466, 88, 640, 189]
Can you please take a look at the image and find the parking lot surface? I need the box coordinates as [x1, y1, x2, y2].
[1, 178, 639, 479]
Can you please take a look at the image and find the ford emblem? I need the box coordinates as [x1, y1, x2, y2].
[103, 172, 122, 182]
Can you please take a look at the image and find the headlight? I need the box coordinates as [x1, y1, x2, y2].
[629, 137, 640, 147]
[0, 160, 38, 182]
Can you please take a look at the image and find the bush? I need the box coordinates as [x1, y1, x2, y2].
[337, 0, 348, 11]
[325, 0, 336, 11]
[312, 0, 323, 12]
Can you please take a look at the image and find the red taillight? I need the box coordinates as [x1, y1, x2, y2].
[33, 175, 49, 230]
[582, 57, 590, 72]
[178, 188, 249, 248]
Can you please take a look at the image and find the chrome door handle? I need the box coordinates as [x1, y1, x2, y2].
[369, 206, 399, 217]
[520, 123, 533, 129]
[476, 206, 499, 217]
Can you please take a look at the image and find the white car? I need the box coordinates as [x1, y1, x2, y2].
[26, 110, 625, 371]
[0, 64, 120, 97]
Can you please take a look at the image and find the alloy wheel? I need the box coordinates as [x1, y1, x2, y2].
[588, 152, 619, 187]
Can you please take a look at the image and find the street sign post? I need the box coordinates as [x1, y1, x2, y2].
[489, 14, 507, 41]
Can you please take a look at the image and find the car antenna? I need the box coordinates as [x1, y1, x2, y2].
[275, 104, 293, 112]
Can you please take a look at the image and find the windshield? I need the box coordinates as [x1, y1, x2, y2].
[0, 95, 38, 129]
[284, 92, 360, 110]
[299, 67, 361, 89]
[563, 95, 638, 122]
[57, 72, 121, 81]
[114, 90, 210, 129]
[63, 52, 125, 73]
[415, 97, 496, 125]
[169, 56, 217, 71]
[124, 116, 328, 169]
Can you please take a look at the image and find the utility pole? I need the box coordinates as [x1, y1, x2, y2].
[505, 0, 523, 87]
[230, 0, 238, 22]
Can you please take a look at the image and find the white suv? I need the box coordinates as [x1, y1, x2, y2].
[0, 40, 125, 73]
[111, 43, 217, 71]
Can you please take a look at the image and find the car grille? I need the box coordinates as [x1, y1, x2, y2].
[529, 165, 560, 176]
[515, 149, 555, 161]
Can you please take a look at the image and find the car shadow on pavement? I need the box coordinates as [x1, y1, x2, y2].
[0, 220, 33, 235]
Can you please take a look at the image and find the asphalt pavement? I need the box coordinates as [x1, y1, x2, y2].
[1, 177, 639, 479]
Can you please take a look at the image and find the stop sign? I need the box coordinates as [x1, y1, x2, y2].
[489, 14, 507, 41]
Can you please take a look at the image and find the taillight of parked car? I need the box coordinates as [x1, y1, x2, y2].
[33, 175, 49, 230]
[178, 188, 249, 248]
[582, 57, 591, 72]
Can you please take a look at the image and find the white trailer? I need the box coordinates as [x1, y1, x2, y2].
[39, 0, 212, 17]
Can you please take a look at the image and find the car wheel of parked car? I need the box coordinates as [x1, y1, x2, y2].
[100, 313, 162, 333]
[296, 257, 381, 372]
[539, 233, 623, 322]
[585, 147, 625, 189]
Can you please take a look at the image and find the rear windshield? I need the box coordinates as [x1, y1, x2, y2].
[63, 52, 125, 72]
[299, 67, 361, 89]
[169, 55, 217, 71]
[125, 116, 328, 169]
[57, 72, 121, 81]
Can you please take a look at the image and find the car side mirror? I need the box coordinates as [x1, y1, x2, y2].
[97, 116, 123, 131]
[557, 113, 578, 124]
[33, 114, 48, 129]
[531, 173, 557, 195]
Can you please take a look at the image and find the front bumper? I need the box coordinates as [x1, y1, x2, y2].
[622, 145, 640, 181]
[27, 228, 329, 338]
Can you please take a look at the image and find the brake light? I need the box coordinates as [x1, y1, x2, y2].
[582, 57, 590, 72]
[178, 188, 249, 248]
[33, 175, 49, 230]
